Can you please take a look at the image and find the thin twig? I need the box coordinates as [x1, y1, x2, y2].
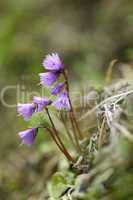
[105, 59, 118, 85]
[79, 90, 133, 122]
[114, 123, 133, 142]
[98, 117, 106, 149]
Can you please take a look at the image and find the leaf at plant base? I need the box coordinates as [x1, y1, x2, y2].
[28, 112, 49, 128]
[48, 172, 71, 199]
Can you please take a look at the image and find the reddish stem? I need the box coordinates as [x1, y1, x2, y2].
[45, 108, 75, 163]
[60, 112, 80, 153]
[46, 127, 75, 162]
[63, 69, 83, 140]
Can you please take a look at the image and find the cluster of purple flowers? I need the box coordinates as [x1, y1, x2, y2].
[18, 53, 70, 146]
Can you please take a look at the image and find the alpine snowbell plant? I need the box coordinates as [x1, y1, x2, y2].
[17, 53, 83, 163]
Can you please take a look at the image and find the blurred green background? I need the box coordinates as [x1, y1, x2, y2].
[0, 0, 133, 199]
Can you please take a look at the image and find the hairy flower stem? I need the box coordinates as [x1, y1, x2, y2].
[46, 127, 75, 162]
[63, 69, 83, 140]
[60, 112, 80, 153]
[45, 108, 75, 163]
[70, 113, 82, 153]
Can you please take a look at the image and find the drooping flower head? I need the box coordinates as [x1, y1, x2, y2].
[43, 53, 63, 72]
[53, 90, 71, 111]
[17, 103, 36, 121]
[33, 96, 51, 112]
[39, 72, 58, 88]
[51, 83, 64, 96]
[18, 128, 37, 146]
